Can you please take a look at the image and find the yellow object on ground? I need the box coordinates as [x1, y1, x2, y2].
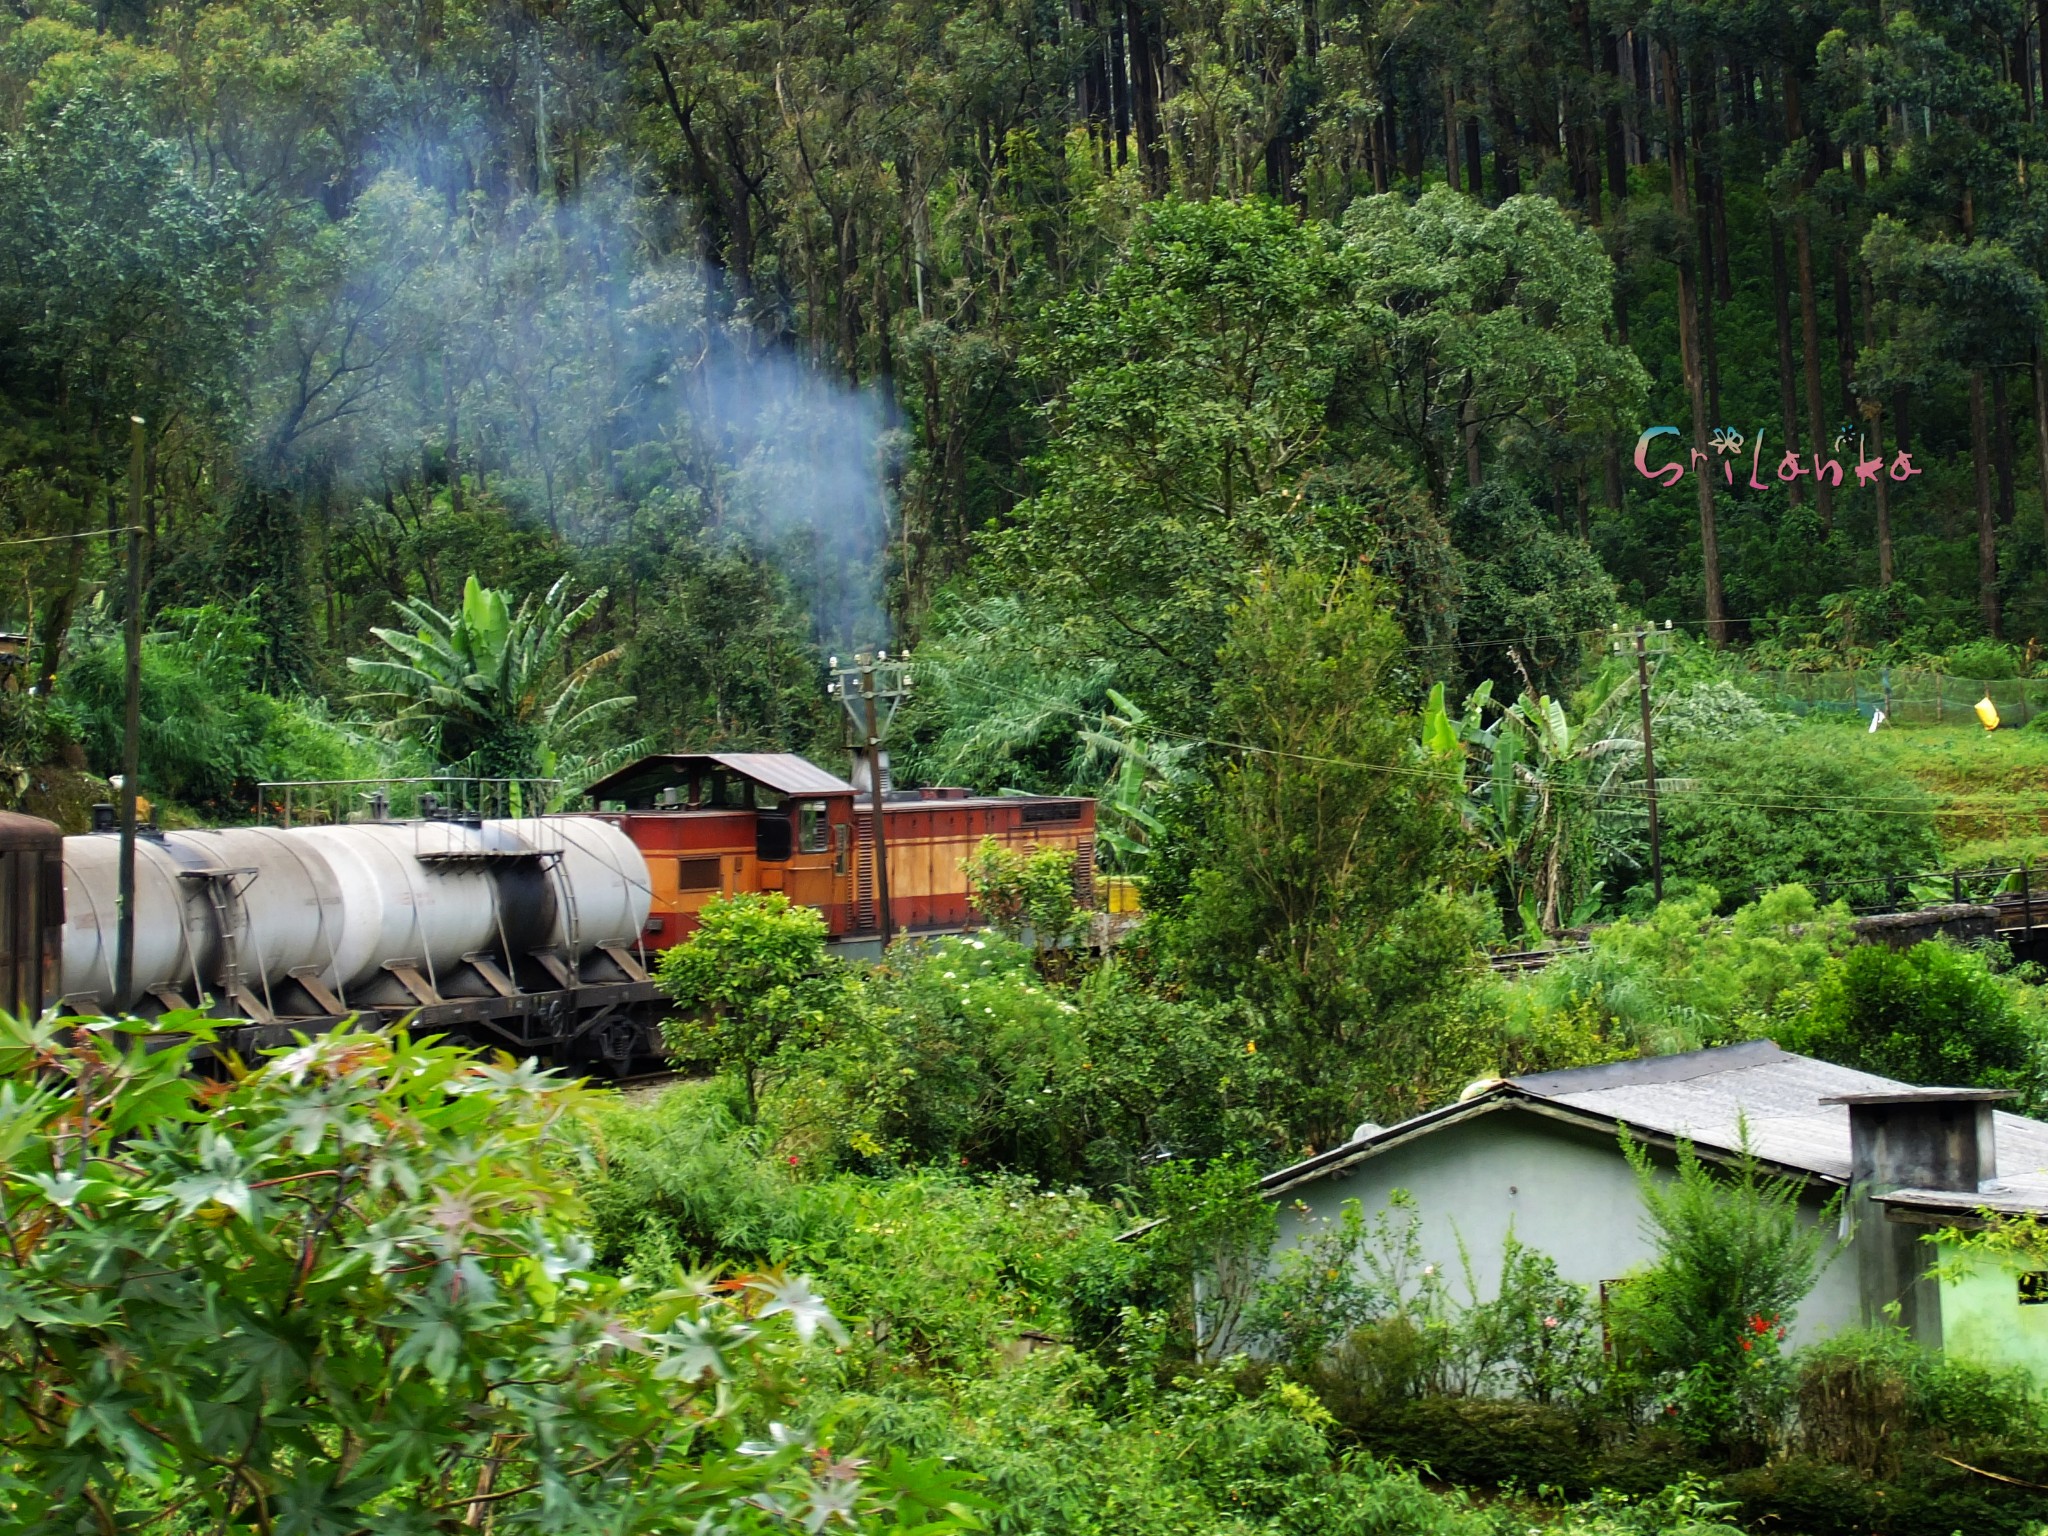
[1103, 876, 1142, 913]
[1977, 695, 2002, 731]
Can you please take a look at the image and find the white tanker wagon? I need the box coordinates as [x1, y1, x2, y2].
[56, 814, 661, 1072]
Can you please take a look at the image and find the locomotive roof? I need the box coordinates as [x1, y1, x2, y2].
[583, 753, 857, 803]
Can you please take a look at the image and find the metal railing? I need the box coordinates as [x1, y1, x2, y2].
[252, 776, 566, 827]
[1719, 863, 2044, 919]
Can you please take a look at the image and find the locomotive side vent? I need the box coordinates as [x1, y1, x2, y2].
[853, 812, 876, 930]
[1020, 801, 1084, 824]
[676, 856, 721, 891]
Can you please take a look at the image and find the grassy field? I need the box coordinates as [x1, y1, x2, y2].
[1850, 721, 2048, 865]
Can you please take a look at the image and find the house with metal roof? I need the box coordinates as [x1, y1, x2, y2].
[1257, 1040, 2048, 1381]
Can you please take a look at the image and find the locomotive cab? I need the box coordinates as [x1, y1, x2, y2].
[586, 753, 861, 944]
[588, 751, 1097, 955]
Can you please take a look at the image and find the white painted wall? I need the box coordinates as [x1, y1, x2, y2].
[1267, 1105, 1861, 1346]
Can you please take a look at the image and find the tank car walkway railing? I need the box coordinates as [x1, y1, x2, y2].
[253, 776, 564, 827]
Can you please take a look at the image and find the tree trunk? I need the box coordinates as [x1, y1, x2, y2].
[1872, 410, 1895, 586]
[1833, 242, 1858, 423]
[1490, 77, 1520, 197]
[1864, 265, 1893, 586]
[1111, 5, 1131, 166]
[1769, 217, 1804, 506]
[1462, 390, 1483, 489]
[1664, 40, 1726, 645]
[2033, 346, 2048, 568]
[1795, 216, 1834, 533]
[1127, 0, 1166, 191]
[1445, 77, 1462, 190]
[1465, 116, 1485, 197]
[1995, 370, 2018, 524]
[1603, 32, 1629, 206]
[1973, 369, 2001, 636]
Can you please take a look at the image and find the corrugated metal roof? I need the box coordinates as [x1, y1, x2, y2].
[582, 753, 855, 802]
[1262, 1040, 2048, 1205]
[704, 753, 856, 795]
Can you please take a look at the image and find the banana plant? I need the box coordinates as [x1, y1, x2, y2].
[1079, 688, 1196, 871]
[1423, 674, 1644, 939]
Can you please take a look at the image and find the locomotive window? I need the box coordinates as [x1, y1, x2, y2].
[756, 814, 793, 863]
[676, 856, 723, 890]
[797, 801, 828, 854]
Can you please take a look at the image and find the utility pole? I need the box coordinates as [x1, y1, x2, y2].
[1613, 621, 1673, 904]
[114, 416, 144, 1009]
[1634, 627, 1664, 903]
[827, 651, 912, 948]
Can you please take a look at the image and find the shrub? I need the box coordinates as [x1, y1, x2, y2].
[1779, 938, 2045, 1102]
[656, 891, 856, 1120]
[961, 836, 1088, 960]
[1644, 728, 1941, 907]
[1245, 1195, 1437, 1372]
[1609, 1132, 1840, 1455]
[0, 1017, 969, 1534]
[1945, 638, 2027, 679]
[1501, 883, 1854, 1058]
[850, 939, 1290, 1187]
[1344, 1395, 1594, 1492]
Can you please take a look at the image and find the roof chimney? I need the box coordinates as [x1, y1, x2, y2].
[1822, 1088, 2013, 1343]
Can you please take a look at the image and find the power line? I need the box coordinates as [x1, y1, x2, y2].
[0, 526, 147, 550]
[936, 666, 2048, 822]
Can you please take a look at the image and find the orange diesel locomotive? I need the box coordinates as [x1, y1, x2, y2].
[583, 752, 1096, 956]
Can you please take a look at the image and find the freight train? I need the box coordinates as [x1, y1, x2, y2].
[0, 753, 1095, 1073]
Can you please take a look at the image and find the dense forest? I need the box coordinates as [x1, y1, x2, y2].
[7, 0, 2048, 796]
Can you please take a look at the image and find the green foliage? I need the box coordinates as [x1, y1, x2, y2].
[1457, 1234, 1607, 1405]
[1611, 1133, 1840, 1453]
[1647, 728, 1943, 907]
[961, 836, 1087, 961]
[1079, 688, 1196, 872]
[1337, 187, 1648, 506]
[1138, 1156, 1279, 1358]
[0, 85, 257, 433]
[1449, 483, 1618, 694]
[983, 199, 1453, 724]
[349, 574, 638, 788]
[0, 1017, 975, 1535]
[1160, 566, 1475, 1137]
[865, 937, 1290, 1187]
[656, 891, 852, 1121]
[62, 600, 387, 809]
[1257, 1197, 1601, 1409]
[1503, 884, 1855, 1058]
[1424, 671, 1644, 937]
[1779, 939, 2046, 1103]
[623, 535, 833, 751]
[1246, 1195, 1446, 1376]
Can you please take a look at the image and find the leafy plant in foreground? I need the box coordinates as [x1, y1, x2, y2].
[1611, 1130, 1840, 1455]
[0, 1015, 977, 1535]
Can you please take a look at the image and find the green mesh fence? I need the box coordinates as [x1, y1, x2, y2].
[1739, 668, 2048, 728]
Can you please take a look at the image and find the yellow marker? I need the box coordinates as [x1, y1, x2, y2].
[1977, 694, 2002, 731]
